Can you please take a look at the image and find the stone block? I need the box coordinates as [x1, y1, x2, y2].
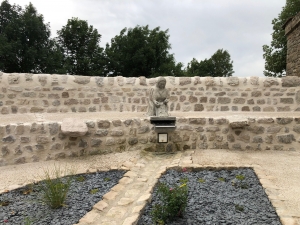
[217, 97, 231, 104]
[277, 134, 295, 144]
[61, 118, 88, 137]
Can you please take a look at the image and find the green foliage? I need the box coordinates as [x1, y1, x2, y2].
[37, 165, 76, 209]
[179, 177, 189, 184]
[76, 175, 86, 182]
[235, 174, 245, 181]
[89, 188, 99, 194]
[104, 177, 111, 181]
[151, 182, 188, 224]
[263, 0, 300, 77]
[24, 217, 34, 225]
[0, 1, 54, 73]
[235, 204, 244, 212]
[57, 17, 105, 76]
[218, 177, 226, 182]
[198, 178, 205, 183]
[105, 25, 183, 77]
[186, 49, 234, 77]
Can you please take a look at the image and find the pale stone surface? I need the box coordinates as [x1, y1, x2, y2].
[118, 197, 134, 206]
[111, 184, 125, 192]
[137, 194, 151, 203]
[78, 210, 98, 223]
[124, 171, 137, 177]
[122, 214, 139, 225]
[93, 200, 108, 211]
[103, 191, 118, 201]
[119, 177, 133, 185]
[61, 118, 88, 137]
[125, 189, 141, 198]
[106, 207, 127, 219]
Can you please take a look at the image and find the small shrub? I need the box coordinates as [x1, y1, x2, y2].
[76, 175, 86, 182]
[235, 204, 244, 212]
[151, 182, 188, 224]
[37, 164, 76, 209]
[179, 177, 188, 184]
[218, 177, 225, 182]
[235, 174, 245, 181]
[0, 200, 9, 206]
[89, 188, 99, 194]
[104, 177, 111, 181]
[198, 178, 205, 183]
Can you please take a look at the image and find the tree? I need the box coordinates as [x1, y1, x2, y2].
[186, 49, 234, 77]
[0, 1, 53, 73]
[262, 0, 300, 77]
[105, 25, 182, 77]
[56, 17, 105, 76]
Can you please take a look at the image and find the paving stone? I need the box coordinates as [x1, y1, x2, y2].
[125, 189, 141, 198]
[103, 191, 118, 201]
[124, 171, 137, 177]
[137, 194, 152, 203]
[93, 200, 108, 211]
[137, 177, 148, 182]
[135, 163, 145, 168]
[118, 197, 134, 206]
[119, 177, 133, 185]
[280, 217, 298, 225]
[106, 207, 127, 219]
[129, 183, 145, 190]
[123, 161, 135, 168]
[111, 184, 125, 192]
[122, 214, 139, 225]
[98, 221, 117, 225]
[132, 204, 146, 213]
[78, 210, 99, 224]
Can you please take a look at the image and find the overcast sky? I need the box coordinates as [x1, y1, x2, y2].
[9, 0, 286, 77]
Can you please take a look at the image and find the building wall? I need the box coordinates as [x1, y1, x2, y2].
[1, 73, 300, 113]
[285, 11, 300, 77]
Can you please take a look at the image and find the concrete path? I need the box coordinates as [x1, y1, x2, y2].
[1, 149, 300, 225]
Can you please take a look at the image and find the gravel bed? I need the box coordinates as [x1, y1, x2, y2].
[0, 170, 125, 225]
[138, 168, 282, 225]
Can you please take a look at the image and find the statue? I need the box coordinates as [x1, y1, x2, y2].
[146, 77, 170, 117]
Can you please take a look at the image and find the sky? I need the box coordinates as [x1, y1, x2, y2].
[9, 0, 286, 77]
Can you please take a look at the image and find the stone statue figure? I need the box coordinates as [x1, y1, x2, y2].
[146, 77, 170, 117]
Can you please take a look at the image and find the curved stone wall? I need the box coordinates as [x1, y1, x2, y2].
[1, 73, 300, 114]
[1, 116, 299, 166]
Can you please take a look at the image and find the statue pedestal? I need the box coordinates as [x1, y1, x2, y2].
[150, 117, 176, 133]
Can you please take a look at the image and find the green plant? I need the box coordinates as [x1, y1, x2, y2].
[90, 188, 99, 194]
[0, 200, 9, 206]
[218, 177, 225, 182]
[198, 178, 205, 183]
[24, 217, 35, 225]
[76, 175, 86, 182]
[37, 164, 76, 209]
[104, 177, 111, 181]
[151, 182, 188, 224]
[235, 204, 244, 212]
[235, 174, 245, 181]
[179, 177, 188, 184]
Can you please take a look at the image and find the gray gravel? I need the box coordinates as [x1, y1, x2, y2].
[138, 168, 282, 225]
[0, 170, 125, 225]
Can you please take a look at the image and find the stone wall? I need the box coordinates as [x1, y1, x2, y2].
[1, 116, 299, 166]
[284, 11, 300, 77]
[1, 73, 300, 113]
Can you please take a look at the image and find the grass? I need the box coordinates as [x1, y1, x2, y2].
[89, 188, 99, 194]
[36, 164, 77, 209]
